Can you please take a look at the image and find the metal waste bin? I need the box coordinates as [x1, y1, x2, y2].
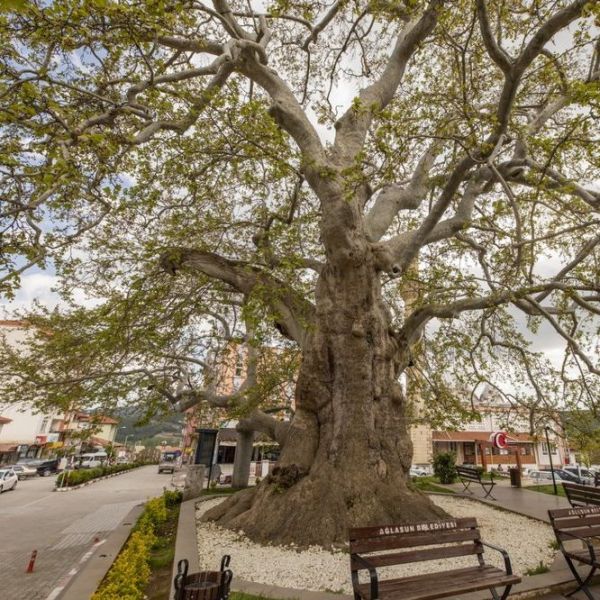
[509, 467, 521, 488]
[174, 556, 232, 600]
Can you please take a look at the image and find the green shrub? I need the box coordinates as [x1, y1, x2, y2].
[55, 463, 138, 488]
[433, 452, 457, 484]
[164, 489, 183, 508]
[92, 490, 180, 600]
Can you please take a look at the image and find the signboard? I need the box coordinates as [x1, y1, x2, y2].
[489, 431, 508, 449]
[35, 435, 47, 444]
[194, 428, 218, 467]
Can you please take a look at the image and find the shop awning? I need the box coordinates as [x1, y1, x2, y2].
[432, 431, 534, 443]
[0, 416, 12, 424]
[0, 444, 18, 453]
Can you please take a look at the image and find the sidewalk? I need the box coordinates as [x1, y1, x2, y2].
[444, 480, 570, 522]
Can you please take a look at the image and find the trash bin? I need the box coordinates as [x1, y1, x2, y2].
[174, 556, 232, 600]
[509, 467, 521, 488]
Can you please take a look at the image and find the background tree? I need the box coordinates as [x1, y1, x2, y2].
[1, 0, 599, 546]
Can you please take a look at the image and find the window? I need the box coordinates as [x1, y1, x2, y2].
[39, 416, 50, 433]
[542, 442, 556, 455]
[217, 446, 236, 464]
[234, 353, 244, 377]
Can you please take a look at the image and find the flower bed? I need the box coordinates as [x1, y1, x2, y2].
[196, 495, 556, 594]
[92, 490, 182, 600]
[55, 462, 141, 488]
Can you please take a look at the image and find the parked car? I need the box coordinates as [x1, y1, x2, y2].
[9, 464, 38, 480]
[410, 466, 428, 477]
[35, 459, 60, 477]
[563, 467, 595, 485]
[528, 470, 565, 482]
[0, 468, 18, 492]
[554, 469, 585, 484]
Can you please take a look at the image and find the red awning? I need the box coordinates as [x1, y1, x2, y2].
[0, 416, 12, 424]
[0, 444, 18, 453]
[432, 431, 534, 443]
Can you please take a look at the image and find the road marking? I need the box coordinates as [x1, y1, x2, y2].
[44, 539, 106, 600]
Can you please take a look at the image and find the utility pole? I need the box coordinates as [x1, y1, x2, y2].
[545, 426, 558, 495]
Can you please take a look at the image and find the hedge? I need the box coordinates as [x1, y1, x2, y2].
[55, 462, 141, 487]
[92, 490, 182, 600]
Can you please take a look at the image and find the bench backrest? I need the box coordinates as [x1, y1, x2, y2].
[563, 482, 600, 507]
[548, 505, 600, 540]
[349, 518, 483, 569]
[456, 466, 484, 481]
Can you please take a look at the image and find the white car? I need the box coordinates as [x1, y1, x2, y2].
[410, 466, 429, 477]
[0, 468, 18, 492]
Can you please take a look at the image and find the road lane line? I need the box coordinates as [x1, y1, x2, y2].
[44, 539, 106, 600]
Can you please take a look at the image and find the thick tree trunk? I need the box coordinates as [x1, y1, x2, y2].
[231, 430, 254, 488]
[203, 233, 445, 547]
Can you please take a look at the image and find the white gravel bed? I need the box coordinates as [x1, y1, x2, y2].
[196, 495, 556, 594]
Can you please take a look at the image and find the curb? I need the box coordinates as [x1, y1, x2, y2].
[54, 466, 145, 492]
[56, 503, 145, 600]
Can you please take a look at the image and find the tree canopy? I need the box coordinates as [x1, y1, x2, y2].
[1, 0, 599, 433]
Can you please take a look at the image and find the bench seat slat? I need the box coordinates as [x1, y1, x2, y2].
[350, 528, 480, 554]
[556, 524, 600, 540]
[351, 543, 481, 568]
[356, 565, 520, 600]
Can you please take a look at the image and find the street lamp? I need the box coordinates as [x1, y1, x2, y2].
[544, 426, 558, 495]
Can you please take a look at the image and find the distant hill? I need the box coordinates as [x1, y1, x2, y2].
[112, 409, 184, 445]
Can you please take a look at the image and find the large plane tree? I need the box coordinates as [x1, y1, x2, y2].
[1, 0, 599, 546]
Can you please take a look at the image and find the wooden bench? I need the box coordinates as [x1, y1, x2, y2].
[549, 506, 600, 600]
[456, 465, 497, 500]
[563, 482, 600, 508]
[349, 518, 520, 600]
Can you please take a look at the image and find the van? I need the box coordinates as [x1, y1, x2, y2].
[79, 452, 108, 469]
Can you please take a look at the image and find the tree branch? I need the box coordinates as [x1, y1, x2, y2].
[332, 0, 443, 165]
[160, 249, 315, 346]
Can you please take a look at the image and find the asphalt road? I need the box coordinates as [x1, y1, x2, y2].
[0, 465, 171, 600]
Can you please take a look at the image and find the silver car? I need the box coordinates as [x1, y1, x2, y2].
[9, 464, 38, 480]
[0, 468, 18, 492]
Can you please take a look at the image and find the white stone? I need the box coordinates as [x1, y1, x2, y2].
[195, 495, 556, 594]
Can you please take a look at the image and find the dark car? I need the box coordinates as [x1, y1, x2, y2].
[36, 459, 59, 477]
[554, 469, 583, 484]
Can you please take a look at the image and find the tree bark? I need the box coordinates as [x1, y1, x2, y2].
[202, 241, 446, 547]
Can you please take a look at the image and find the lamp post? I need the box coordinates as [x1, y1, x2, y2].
[544, 426, 558, 495]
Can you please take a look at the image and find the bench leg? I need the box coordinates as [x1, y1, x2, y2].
[461, 480, 473, 494]
[483, 484, 497, 501]
[489, 584, 513, 600]
[564, 555, 597, 600]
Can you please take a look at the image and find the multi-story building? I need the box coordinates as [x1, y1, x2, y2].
[0, 320, 119, 464]
[432, 386, 568, 471]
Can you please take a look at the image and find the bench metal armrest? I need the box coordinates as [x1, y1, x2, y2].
[557, 529, 597, 563]
[480, 540, 513, 575]
[351, 554, 379, 600]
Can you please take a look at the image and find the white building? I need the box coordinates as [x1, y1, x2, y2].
[0, 320, 67, 463]
[0, 320, 119, 464]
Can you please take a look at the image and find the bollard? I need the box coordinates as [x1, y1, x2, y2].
[26, 550, 37, 573]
